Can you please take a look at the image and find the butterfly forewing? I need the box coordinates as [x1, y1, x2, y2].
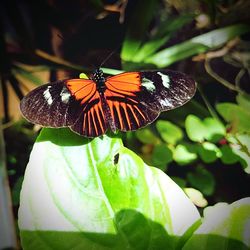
[20, 80, 83, 127]
[138, 70, 196, 111]
[104, 70, 196, 132]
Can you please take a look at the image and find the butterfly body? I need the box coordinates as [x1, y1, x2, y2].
[20, 69, 196, 137]
[91, 68, 106, 92]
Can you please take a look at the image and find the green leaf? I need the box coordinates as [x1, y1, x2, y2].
[236, 94, 250, 110]
[171, 177, 187, 188]
[198, 142, 222, 163]
[187, 165, 215, 196]
[220, 145, 239, 165]
[183, 198, 250, 250]
[121, 0, 157, 61]
[12, 176, 24, 206]
[203, 118, 226, 143]
[152, 144, 173, 169]
[101, 67, 124, 76]
[89, 0, 103, 8]
[185, 115, 207, 142]
[173, 143, 198, 166]
[145, 24, 250, 67]
[135, 128, 159, 145]
[79, 72, 89, 79]
[19, 128, 200, 250]
[184, 188, 208, 208]
[156, 120, 183, 145]
[132, 14, 194, 62]
[12, 66, 45, 86]
[228, 134, 250, 174]
[216, 102, 250, 133]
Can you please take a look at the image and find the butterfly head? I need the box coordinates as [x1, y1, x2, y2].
[91, 68, 105, 84]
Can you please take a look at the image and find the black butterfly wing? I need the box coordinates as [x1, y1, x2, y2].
[20, 79, 108, 137]
[104, 70, 196, 132]
[20, 80, 83, 127]
[139, 70, 196, 111]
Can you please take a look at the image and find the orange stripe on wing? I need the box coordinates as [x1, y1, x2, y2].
[87, 111, 92, 136]
[127, 104, 140, 127]
[82, 112, 87, 136]
[120, 103, 131, 130]
[90, 107, 98, 136]
[133, 105, 147, 121]
[114, 102, 124, 130]
[94, 104, 104, 134]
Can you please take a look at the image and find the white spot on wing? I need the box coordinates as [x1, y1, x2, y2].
[160, 99, 174, 108]
[43, 86, 53, 105]
[142, 77, 156, 92]
[60, 86, 71, 104]
[157, 72, 170, 88]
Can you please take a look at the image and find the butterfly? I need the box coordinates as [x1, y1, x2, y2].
[20, 69, 196, 137]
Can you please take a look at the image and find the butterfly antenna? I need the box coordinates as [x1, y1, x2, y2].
[57, 33, 65, 41]
[99, 49, 117, 68]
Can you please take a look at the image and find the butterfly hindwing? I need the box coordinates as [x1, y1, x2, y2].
[65, 78, 108, 136]
[68, 89, 107, 137]
[105, 72, 159, 131]
[20, 80, 83, 127]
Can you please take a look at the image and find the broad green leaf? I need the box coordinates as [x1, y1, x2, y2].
[216, 102, 250, 133]
[145, 24, 250, 67]
[156, 120, 183, 145]
[173, 143, 198, 166]
[183, 198, 250, 250]
[19, 128, 200, 250]
[220, 145, 239, 165]
[198, 142, 222, 163]
[185, 115, 206, 142]
[187, 165, 215, 196]
[203, 118, 226, 143]
[135, 128, 159, 145]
